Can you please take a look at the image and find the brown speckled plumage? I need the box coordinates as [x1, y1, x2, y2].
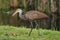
[24, 10, 48, 20]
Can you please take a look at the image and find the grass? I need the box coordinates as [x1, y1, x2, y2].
[0, 25, 60, 40]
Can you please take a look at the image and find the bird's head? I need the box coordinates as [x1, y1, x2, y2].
[12, 9, 22, 16]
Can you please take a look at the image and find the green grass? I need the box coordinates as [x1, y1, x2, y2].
[0, 25, 60, 40]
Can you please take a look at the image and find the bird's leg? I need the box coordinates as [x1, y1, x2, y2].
[35, 20, 38, 29]
[34, 20, 40, 36]
[37, 20, 41, 36]
[28, 21, 33, 36]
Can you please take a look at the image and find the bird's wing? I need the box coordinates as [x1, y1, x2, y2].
[25, 11, 48, 20]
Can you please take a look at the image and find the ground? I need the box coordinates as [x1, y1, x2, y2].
[0, 25, 60, 40]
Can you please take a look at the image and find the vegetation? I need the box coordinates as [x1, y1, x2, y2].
[0, 0, 60, 30]
[0, 25, 60, 40]
[0, 0, 60, 40]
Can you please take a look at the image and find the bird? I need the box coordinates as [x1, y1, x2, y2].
[12, 9, 49, 36]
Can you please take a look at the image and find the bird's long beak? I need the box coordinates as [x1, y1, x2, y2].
[12, 10, 18, 16]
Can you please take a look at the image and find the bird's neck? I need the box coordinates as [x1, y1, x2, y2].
[19, 12, 23, 18]
[19, 12, 25, 20]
